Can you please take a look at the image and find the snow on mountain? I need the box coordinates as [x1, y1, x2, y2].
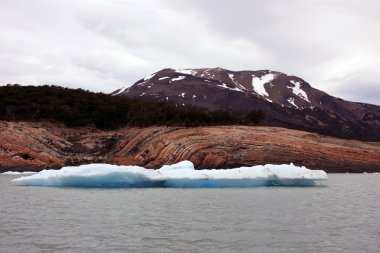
[288, 80, 310, 103]
[113, 67, 380, 141]
[171, 76, 186, 82]
[251, 73, 275, 97]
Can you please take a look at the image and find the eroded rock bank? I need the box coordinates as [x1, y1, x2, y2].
[1, 121, 379, 173]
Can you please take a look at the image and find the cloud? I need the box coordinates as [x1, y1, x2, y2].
[0, 0, 379, 105]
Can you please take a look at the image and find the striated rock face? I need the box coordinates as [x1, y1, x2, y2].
[1, 121, 380, 173]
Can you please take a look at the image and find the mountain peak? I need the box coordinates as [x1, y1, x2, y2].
[113, 67, 380, 140]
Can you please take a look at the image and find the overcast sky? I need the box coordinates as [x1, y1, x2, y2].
[1, 0, 379, 105]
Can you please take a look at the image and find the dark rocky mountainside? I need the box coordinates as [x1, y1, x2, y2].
[114, 67, 380, 141]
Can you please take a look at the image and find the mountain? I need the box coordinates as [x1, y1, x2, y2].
[114, 67, 380, 141]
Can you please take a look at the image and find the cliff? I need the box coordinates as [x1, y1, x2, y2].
[1, 121, 379, 173]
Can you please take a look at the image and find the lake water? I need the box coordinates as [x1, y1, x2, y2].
[0, 174, 379, 253]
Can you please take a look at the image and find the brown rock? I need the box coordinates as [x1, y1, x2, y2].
[1, 121, 379, 173]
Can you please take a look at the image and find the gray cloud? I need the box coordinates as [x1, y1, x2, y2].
[0, 0, 379, 105]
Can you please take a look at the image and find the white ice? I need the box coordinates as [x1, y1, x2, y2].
[3, 171, 37, 175]
[251, 73, 275, 97]
[13, 161, 328, 188]
[288, 80, 310, 102]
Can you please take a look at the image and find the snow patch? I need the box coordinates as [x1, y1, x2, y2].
[143, 73, 156, 81]
[287, 97, 299, 109]
[172, 76, 186, 82]
[179, 93, 186, 98]
[217, 83, 244, 93]
[192, 95, 197, 99]
[13, 161, 328, 188]
[288, 80, 310, 102]
[137, 72, 156, 86]
[159, 77, 169, 80]
[175, 69, 195, 75]
[228, 73, 247, 91]
[251, 73, 275, 97]
[113, 87, 128, 95]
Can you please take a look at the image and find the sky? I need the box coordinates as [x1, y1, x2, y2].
[0, 0, 379, 105]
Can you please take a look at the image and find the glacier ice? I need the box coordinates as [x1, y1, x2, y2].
[3, 171, 37, 175]
[12, 161, 328, 188]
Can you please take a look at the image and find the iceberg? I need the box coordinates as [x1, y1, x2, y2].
[12, 161, 328, 188]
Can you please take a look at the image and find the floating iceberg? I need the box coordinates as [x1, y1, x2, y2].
[12, 161, 327, 188]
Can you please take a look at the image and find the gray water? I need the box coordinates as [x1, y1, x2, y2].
[0, 174, 379, 253]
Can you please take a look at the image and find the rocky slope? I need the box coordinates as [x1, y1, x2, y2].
[1, 121, 379, 173]
[114, 68, 380, 141]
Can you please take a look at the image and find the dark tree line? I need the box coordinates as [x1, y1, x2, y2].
[0, 85, 264, 129]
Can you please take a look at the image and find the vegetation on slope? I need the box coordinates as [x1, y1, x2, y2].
[0, 84, 264, 129]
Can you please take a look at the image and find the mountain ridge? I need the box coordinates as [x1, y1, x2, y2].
[115, 67, 380, 141]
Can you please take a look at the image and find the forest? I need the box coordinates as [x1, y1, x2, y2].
[0, 84, 264, 129]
